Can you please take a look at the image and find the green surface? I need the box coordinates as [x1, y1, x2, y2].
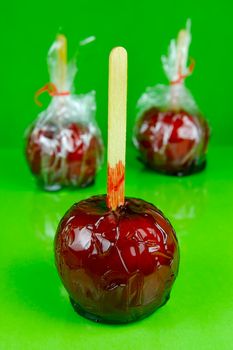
[1, 146, 233, 349]
[1, 0, 233, 148]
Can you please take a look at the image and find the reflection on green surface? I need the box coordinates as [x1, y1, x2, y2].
[0, 146, 233, 349]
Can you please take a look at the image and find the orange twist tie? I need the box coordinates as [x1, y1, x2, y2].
[34, 82, 70, 107]
[170, 58, 196, 85]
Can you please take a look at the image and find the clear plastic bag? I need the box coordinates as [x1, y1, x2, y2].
[25, 35, 103, 190]
[134, 21, 209, 176]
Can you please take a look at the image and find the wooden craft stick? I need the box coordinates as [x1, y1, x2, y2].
[107, 47, 128, 211]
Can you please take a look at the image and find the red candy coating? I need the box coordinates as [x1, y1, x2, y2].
[54, 195, 179, 323]
[26, 122, 103, 190]
[135, 108, 209, 176]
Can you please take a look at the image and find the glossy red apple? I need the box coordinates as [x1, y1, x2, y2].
[26, 122, 103, 190]
[135, 108, 209, 175]
[54, 195, 179, 323]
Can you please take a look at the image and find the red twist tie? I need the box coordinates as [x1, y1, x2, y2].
[34, 82, 70, 107]
[170, 58, 196, 86]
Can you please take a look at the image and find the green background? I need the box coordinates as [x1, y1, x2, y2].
[1, 0, 233, 147]
[1, 1, 233, 349]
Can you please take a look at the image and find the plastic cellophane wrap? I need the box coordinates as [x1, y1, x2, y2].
[134, 21, 209, 175]
[26, 36, 103, 191]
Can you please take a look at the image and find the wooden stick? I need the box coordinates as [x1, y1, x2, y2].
[56, 34, 67, 91]
[107, 47, 128, 211]
[177, 29, 189, 75]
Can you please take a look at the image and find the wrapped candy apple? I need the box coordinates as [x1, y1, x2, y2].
[25, 35, 103, 191]
[134, 21, 209, 176]
[54, 48, 179, 323]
